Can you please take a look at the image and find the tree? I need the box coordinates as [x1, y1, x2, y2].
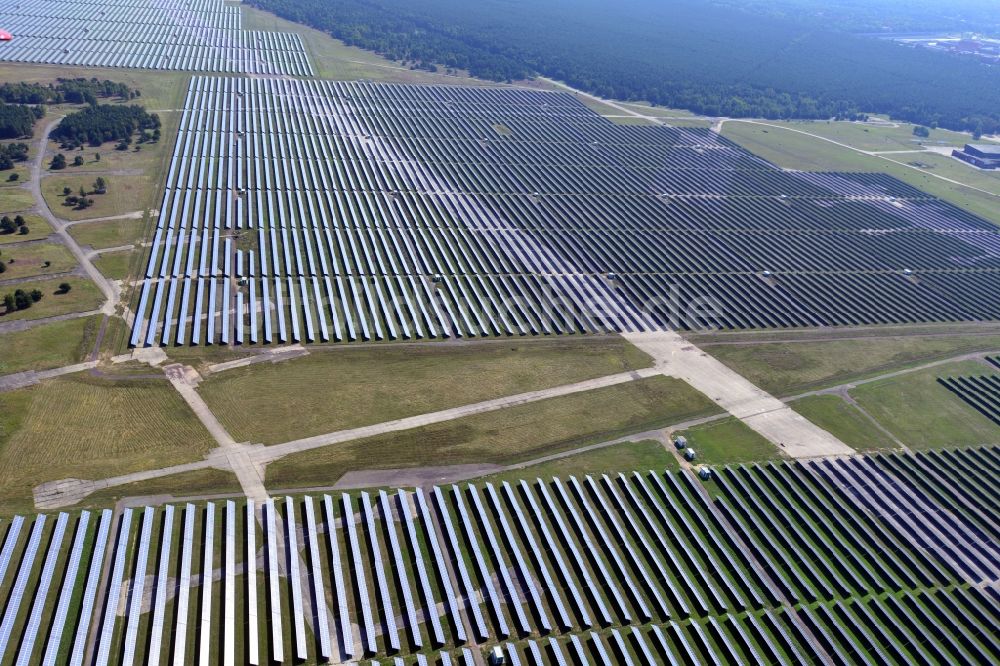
[62, 186, 71, 196]
[18, 226, 28, 235]
[29, 289, 42, 302]
[2, 293, 14, 312]
[913, 125, 930, 138]
[72, 155, 84, 166]
[13, 289, 31, 310]
[58, 282, 71, 293]
[0, 216, 13, 234]
[94, 152, 100, 162]
[79, 186, 87, 198]
[0, 262, 5, 274]
[7, 173, 18, 182]
[14, 215, 23, 226]
[50, 153, 66, 170]
[94, 176, 107, 194]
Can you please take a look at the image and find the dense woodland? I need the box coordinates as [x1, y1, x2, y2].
[247, 0, 1000, 134]
[0, 103, 44, 139]
[0, 78, 138, 106]
[51, 105, 160, 148]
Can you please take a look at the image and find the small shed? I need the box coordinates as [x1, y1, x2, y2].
[489, 646, 506, 665]
[673, 435, 687, 450]
[698, 466, 712, 480]
[683, 448, 697, 461]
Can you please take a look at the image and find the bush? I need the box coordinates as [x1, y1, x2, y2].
[7, 173, 18, 182]
[58, 282, 71, 293]
[0, 216, 14, 234]
[50, 153, 67, 170]
[913, 125, 931, 138]
[72, 155, 84, 166]
[18, 226, 28, 235]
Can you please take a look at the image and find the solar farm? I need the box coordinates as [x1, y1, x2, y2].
[0, 0, 312, 75]
[129, 76, 1000, 347]
[0, 447, 995, 664]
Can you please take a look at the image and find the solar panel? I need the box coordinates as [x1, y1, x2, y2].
[147, 505, 175, 666]
[322, 495, 352, 657]
[342, 493, 376, 654]
[414, 488, 466, 643]
[68, 509, 112, 666]
[360, 492, 399, 650]
[42, 512, 91, 666]
[199, 502, 216, 666]
[450, 485, 509, 637]
[377, 491, 421, 647]
[95, 509, 133, 666]
[14, 512, 67, 666]
[173, 504, 197, 666]
[123, 507, 156, 666]
[396, 489, 443, 645]
[0, 514, 44, 658]
[224, 501, 237, 666]
[246, 500, 259, 666]
[432, 486, 488, 641]
[303, 496, 332, 659]
[264, 499, 284, 663]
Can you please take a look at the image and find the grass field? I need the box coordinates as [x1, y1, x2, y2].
[199, 338, 654, 445]
[675, 417, 782, 465]
[0, 64, 190, 112]
[722, 121, 1000, 227]
[704, 333, 1000, 395]
[265, 375, 719, 488]
[0, 215, 52, 244]
[42, 175, 152, 221]
[0, 314, 100, 376]
[0, 373, 217, 514]
[0, 187, 35, 213]
[93, 250, 134, 281]
[0, 241, 76, 280]
[81, 468, 242, 507]
[881, 150, 1000, 196]
[68, 215, 146, 249]
[475, 438, 679, 486]
[850, 360, 1000, 450]
[790, 394, 899, 453]
[753, 119, 969, 153]
[0, 276, 102, 321]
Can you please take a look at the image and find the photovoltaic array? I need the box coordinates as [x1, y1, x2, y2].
[0, 449, 997, 663]
[0, 0, 312, 75]
[131, 77, 1000, 346]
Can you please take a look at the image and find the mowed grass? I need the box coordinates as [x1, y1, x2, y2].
[0, 314, 100, 376]
[477, 438, 679, 486]
[0, 241, 76, 280]
[722, 121, 1000, 227]
[266, 375, 719, 488]
[68, 215, 146, 249]
[0, 214, 52, 244]
[93, 250, 134, 281]
[42, 175, 150, 221]
[0, 276, 102, 321]
[199, 338, 654, 445]
[850, 360, 1000, 450]
[0, 374, 217, 514]
[82, 468, 242, 507]
[882, 150, 1000, 196]
[790, 394, 900, 453]
[0, 187, 35, 213]
[704, 333, 1000, 395]
[756, 119, 968, 153]
[675, 417, 782, 465]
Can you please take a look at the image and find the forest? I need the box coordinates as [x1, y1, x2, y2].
[0, 78, 139, 106]
[246, 0, 1000, 134]
[51, 105, 160, 148]
[0, 103, 44, 139]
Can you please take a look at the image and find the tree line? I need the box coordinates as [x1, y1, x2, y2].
[246, 0, 1000, 134]
[0, 78, 139, 106]
[0, 103, 44, 139]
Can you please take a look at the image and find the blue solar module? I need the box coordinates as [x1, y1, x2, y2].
[450, 485, 509, 637]
[147, 505, 175, 666]
[283, 497, 308, 661]
[322, 495, 352, 657]
[123, 507, 156, 666]
[95, 509, 134, 666]
[304, 497, 332, 659]
[224, 501, 237, 666]
[396, 489, 443, 645]
[14, 512, 67, 666]
[377, 491, 421, 648]
[361, 492, 399, 651]
[414, 488, 466, 643]
[246, 500, 259, 666]
[264, 500, 285, 663]
[342, 493, 377, 654]
[68, 509, 112, 666]
[172, 504, 197, 666]
[432, 486, 488, 641]
[199, 503, 216, 666]
[42, 511, 90, 666]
